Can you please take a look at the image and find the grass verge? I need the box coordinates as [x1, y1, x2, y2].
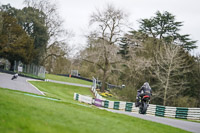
[29, 81, 93, 103]
[46, 74, 92, 86]
[0, 84, 190, 133]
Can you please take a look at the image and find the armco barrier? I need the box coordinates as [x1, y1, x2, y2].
[73, 93, 93, 104]
[74, 93, 200, 120]
[125, 102, 133, 112]
[79, 95, 93, 104]
[108, 101, 114, 109]
[94, 99, 103, 107]
[176, 107, 188, 119]
[155, 105, 166, 117]
[113, 101, 120, 110]
[119, 102, 126, 110]
[164, 106, 176, 118]
[74, 93, 79, 101]
[146, 104, 156, 115]
[104, 100, 109, 108]
[91, 86, 105, 100]
[187, 108, 200, 120]
[132, 104, 139, 113]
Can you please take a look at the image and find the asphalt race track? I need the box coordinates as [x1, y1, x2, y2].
[0, 73, 44, 95]
[47, 79, 91, 88]
[100, 108, 200, 133]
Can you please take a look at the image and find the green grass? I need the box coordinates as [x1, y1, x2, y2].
[45, 74, 118, 100]
[29, 81, 93, 103]
[0, 84, 190, 133]
[46, 74, 92, 86]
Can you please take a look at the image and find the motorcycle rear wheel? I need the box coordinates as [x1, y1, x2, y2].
[139, 102, 148, 114]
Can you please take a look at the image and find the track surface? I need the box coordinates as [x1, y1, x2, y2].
[0, 73, 44, 95]
[100, 107, 200, 133]
[47, 79, 91, 88]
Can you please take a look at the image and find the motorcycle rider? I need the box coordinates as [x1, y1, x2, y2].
[135, 82, 152, 107]
[11, 73, 18, 80]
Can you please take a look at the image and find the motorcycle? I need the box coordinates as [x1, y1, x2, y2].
[139, 95, 150, 114]
[11, 73, 18, 80]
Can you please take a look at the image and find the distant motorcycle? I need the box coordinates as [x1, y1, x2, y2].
[11, 73, 18, 80]
[139, 94, 150, 114]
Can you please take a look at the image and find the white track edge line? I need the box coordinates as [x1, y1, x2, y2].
[26, 79, 45, 95]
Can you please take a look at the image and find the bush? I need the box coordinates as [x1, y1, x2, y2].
[172, 96, 198, 107]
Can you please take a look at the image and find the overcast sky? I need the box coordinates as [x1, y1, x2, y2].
[1, 0, 200, 55]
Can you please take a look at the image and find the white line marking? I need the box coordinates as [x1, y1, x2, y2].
[26, 79, 45, 95]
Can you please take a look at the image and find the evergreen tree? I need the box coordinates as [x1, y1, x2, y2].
[118, 37, 130, 60]
[139, 11, 197, 51]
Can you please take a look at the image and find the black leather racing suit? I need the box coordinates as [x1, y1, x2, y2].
[136, 82, 152, 107]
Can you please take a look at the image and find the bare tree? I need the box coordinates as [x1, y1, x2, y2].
[83, 4, 128, 91]
[82, 38, 121, 92]
[152, 44, 192, 106]
[89, 4, 127, 44]
[45, 43, 71, 74]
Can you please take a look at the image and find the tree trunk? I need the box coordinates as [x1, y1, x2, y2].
[163, 77, 169, 106]
[163, 60, 172, 106]
[9, 60, 15, 71]
[101, 69, 107, 92]
[198, 89, 200, 108]
[163, 86, 167, 106]
[101, 79, 105, 92]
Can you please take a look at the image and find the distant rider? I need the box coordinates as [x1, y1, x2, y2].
[11, 73, 18, 80]
[135, 82, 152, 107]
